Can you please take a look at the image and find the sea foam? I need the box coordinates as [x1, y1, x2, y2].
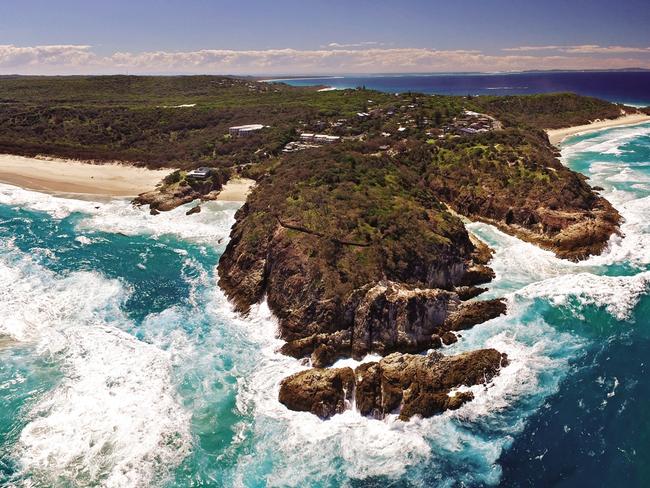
[0, 182, 238, 244]
[0, 243, 191, 487]
[216, 289, 580, 487]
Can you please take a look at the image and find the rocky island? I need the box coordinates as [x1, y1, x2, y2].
[0, 76, 629, 421]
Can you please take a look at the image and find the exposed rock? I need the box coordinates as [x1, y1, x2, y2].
[349, 282, 457, 358]
[454, 286, 487, 300]
[357, 349, 509, 421]
[458, 265, 495, 286]
[277, 285, 506, 367]
[186, 204, 201, 216]
[135, 183, 197, 211]
[279, 330, 353, 368]
[469, 233, 494, 265]
[278, 367, 355, 418]
[279, 349, 508, 420]
[444, 298, 507, 331]
[133, 171, 228, 213]
[440, 331, 458, 345]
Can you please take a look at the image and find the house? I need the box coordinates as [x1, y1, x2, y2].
[300, 133, 340, 144]
[314, 134, 340, 144]
[187, 167, 212, 179]
[300, 133, 315, 142]
[229, 124, 265, 136]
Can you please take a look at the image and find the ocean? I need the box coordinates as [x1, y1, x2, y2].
[1, 113, 650, 485]
[270, 71, 650, 107]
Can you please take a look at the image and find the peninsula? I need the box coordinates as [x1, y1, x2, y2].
[0, 75, 637, 420]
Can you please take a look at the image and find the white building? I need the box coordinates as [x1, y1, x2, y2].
[300, 133, 315, 142]
[229, 124, 265, 136]
[314, 134, 340, 144]
[300, 133, 340, 144]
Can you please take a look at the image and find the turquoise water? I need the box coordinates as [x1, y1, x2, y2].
[0, 122, 649, 487]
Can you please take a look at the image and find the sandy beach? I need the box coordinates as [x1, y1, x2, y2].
[0, 154, 170, 197]
[547, 113, 650, 145]
[216, 178, 255, 202]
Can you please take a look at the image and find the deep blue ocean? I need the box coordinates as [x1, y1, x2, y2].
[270, 71, 650, 106]
[1, 78, 650, 486]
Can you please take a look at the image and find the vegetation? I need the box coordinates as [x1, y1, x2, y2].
[234, 145, 474, 301]
[0, 76, 633, 171]
[472, 93, 625, 129]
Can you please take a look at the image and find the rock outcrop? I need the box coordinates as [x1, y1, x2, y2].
[279, 367, 355, 418]
[279, 349, 508, 420]
[186, 204, 201, 216]
[133, 169, 229, 213]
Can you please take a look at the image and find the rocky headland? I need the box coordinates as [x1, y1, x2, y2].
[217, 129, 618, 420]
[425, 129, 620, 260]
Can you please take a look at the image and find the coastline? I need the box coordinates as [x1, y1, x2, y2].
[0, 153, 255, 204]
[0, 154, 170, 198]
[546, 113, 650, 145]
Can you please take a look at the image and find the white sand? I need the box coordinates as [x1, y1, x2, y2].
[0, 154, 170, 197]
[546, 113, 650, 145]
[216, 178, 255, 202]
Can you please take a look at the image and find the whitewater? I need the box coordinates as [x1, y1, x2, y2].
[1, 122, 649, 487]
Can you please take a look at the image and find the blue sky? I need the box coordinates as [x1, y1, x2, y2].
[1, 0, 649, 74]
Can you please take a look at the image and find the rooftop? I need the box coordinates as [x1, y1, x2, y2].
[229, 124, 265, 131]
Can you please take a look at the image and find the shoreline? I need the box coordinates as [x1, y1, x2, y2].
[0, 153, 255, 204]
[0, 154, 170, 198]
[546, 113, 650, 145]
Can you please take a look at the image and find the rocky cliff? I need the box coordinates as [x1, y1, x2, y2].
[219, 150, 505, 364]
[425, 129, 620, 260]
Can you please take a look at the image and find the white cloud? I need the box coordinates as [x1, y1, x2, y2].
[503, 44, 650, 54]
[502, 45, 564, 52]
[564, 45, 650, 54]
[0, 44, 95, 69]
[0, 44, 649, 75]
[326, 41, 384, 48]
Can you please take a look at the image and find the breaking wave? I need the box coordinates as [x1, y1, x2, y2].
[0, 242, 191, 487]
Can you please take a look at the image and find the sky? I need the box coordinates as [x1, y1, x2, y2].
[1, 0, 649, 75]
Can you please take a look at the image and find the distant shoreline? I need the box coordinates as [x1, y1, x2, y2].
[546, 113, 650, 145]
